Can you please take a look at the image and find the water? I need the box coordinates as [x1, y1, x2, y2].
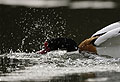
[1, 5, 120, 82]
[0, 51, 120, 82]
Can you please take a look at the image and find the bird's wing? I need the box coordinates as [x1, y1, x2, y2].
[94, 27, 120, 47]
[92, 22, 120, 37]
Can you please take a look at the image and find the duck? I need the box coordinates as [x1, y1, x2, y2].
[79, 21, 120, 58]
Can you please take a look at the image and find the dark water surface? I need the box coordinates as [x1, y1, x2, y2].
[1, 5, 120, 82]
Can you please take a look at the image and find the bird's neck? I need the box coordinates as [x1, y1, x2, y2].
[78, 36, 99, 54]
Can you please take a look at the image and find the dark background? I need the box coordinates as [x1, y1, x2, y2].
[0, 4, 120, 54]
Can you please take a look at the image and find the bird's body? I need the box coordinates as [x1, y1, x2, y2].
[92, 21, 120, 37]
[96, 44, 120, 58]
[79, 21, 120, 58]
[95, 28, 120, 57]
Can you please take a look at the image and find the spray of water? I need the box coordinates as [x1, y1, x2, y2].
[14, 8, 67, 52]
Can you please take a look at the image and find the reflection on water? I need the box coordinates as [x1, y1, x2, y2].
[0, 51, 120, 82]
[48, 73, 96, 82]
[0, 53, 38, 73]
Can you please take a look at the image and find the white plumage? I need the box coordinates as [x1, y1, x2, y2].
[92, 22, 120, 37]
[92, 21, 120, 57]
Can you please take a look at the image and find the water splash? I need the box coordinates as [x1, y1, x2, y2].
[5, 51, 120, 68]
[0, 51, 120, 81]
[14, 8, 67, 52]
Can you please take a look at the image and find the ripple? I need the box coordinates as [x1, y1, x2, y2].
[0, 50, 120, 81]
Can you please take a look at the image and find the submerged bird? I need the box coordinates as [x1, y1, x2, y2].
[79, 21, 120, 58]
[36, 38, 78, 54]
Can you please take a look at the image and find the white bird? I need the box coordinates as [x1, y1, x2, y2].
[79, 21, 120, 58]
